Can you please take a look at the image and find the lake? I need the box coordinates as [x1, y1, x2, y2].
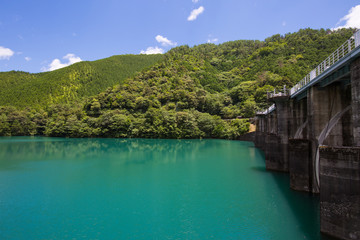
[0, 137, 325, 239]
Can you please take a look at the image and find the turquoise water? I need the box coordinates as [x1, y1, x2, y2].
[0, 137, 324, 239]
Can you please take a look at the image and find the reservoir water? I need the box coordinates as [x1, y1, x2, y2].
[0, 137, 325, 239]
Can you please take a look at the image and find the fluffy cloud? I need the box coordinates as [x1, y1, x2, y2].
[25, 57, 31, 61]
[334, 5, 360, 30]
[187, 6, 204, 21]
[0, 46, 14, 60]
[207, 38, 218, 43]
[140, 47, 164, 55]
[43, 53, 82, 71]
[192, 0, 199, 3]
[156, 35, 177, 47]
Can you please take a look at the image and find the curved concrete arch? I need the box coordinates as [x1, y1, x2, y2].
[294, 119, 308, 139]
[315, 105, 351, 188]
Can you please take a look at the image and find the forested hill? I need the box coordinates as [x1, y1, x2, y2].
[84, 28, 354, 119]
[0, 54, 164, 108]
[0, 28, 355, 139]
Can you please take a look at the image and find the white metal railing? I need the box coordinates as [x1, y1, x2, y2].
[268, 92, 288, 98]
[257, 87, 287, 115]
[256, 104, 276, 115]
[268, 85, 290, 99]
[290, 30, 360, 96]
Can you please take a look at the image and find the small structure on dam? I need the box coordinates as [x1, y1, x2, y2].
[254, 30, 360, 240]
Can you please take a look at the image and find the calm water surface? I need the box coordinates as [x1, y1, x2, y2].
[0, 137, 325, 239]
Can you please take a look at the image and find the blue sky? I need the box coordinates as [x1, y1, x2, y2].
[0, 0, 359, 73]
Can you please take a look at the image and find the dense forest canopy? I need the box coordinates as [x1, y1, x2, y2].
[0, 28, 355, 139]
[0, 54, 164, 108]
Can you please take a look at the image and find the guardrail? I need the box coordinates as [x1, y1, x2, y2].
[268, 92, 288, 98]
[256, 104, 276, 115]
[267, 86, 290, 99]
[257, 87, 288, 115]
[290, 30, 360, 96]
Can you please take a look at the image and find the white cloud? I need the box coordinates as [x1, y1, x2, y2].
[25, 57, 31, 61]
[334, 5, 360, 30]
[64, 53, 82, 64]
[155, 35, 177, 47]
[140, 47, 164, 55]
[192, 0, 199, 3]
[0, 46, 14, 60]
[42, 53, 82, 71]
[187, 6, 205, 21]
[207, 38, 218, 43]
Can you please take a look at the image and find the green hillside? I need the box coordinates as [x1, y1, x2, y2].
[0, 28, 355, 139]
[0, 54, 164, 108]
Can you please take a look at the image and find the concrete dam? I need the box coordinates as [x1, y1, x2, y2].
[253, 30, 360, 240]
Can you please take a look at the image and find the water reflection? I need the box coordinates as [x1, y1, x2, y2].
[0, 137, 236, 170]
[250, 166, 269, 173]
[258, 156, 333, 240]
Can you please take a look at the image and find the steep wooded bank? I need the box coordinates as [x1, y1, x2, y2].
[0, 28, 355, 139]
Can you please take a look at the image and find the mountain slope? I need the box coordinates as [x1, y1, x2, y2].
[0, 28, 356, 139]
[95, 28, 353, 114]
[0, 54, 164, 108]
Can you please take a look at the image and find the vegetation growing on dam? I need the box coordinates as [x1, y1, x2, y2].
[0, 28, 355, 139]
